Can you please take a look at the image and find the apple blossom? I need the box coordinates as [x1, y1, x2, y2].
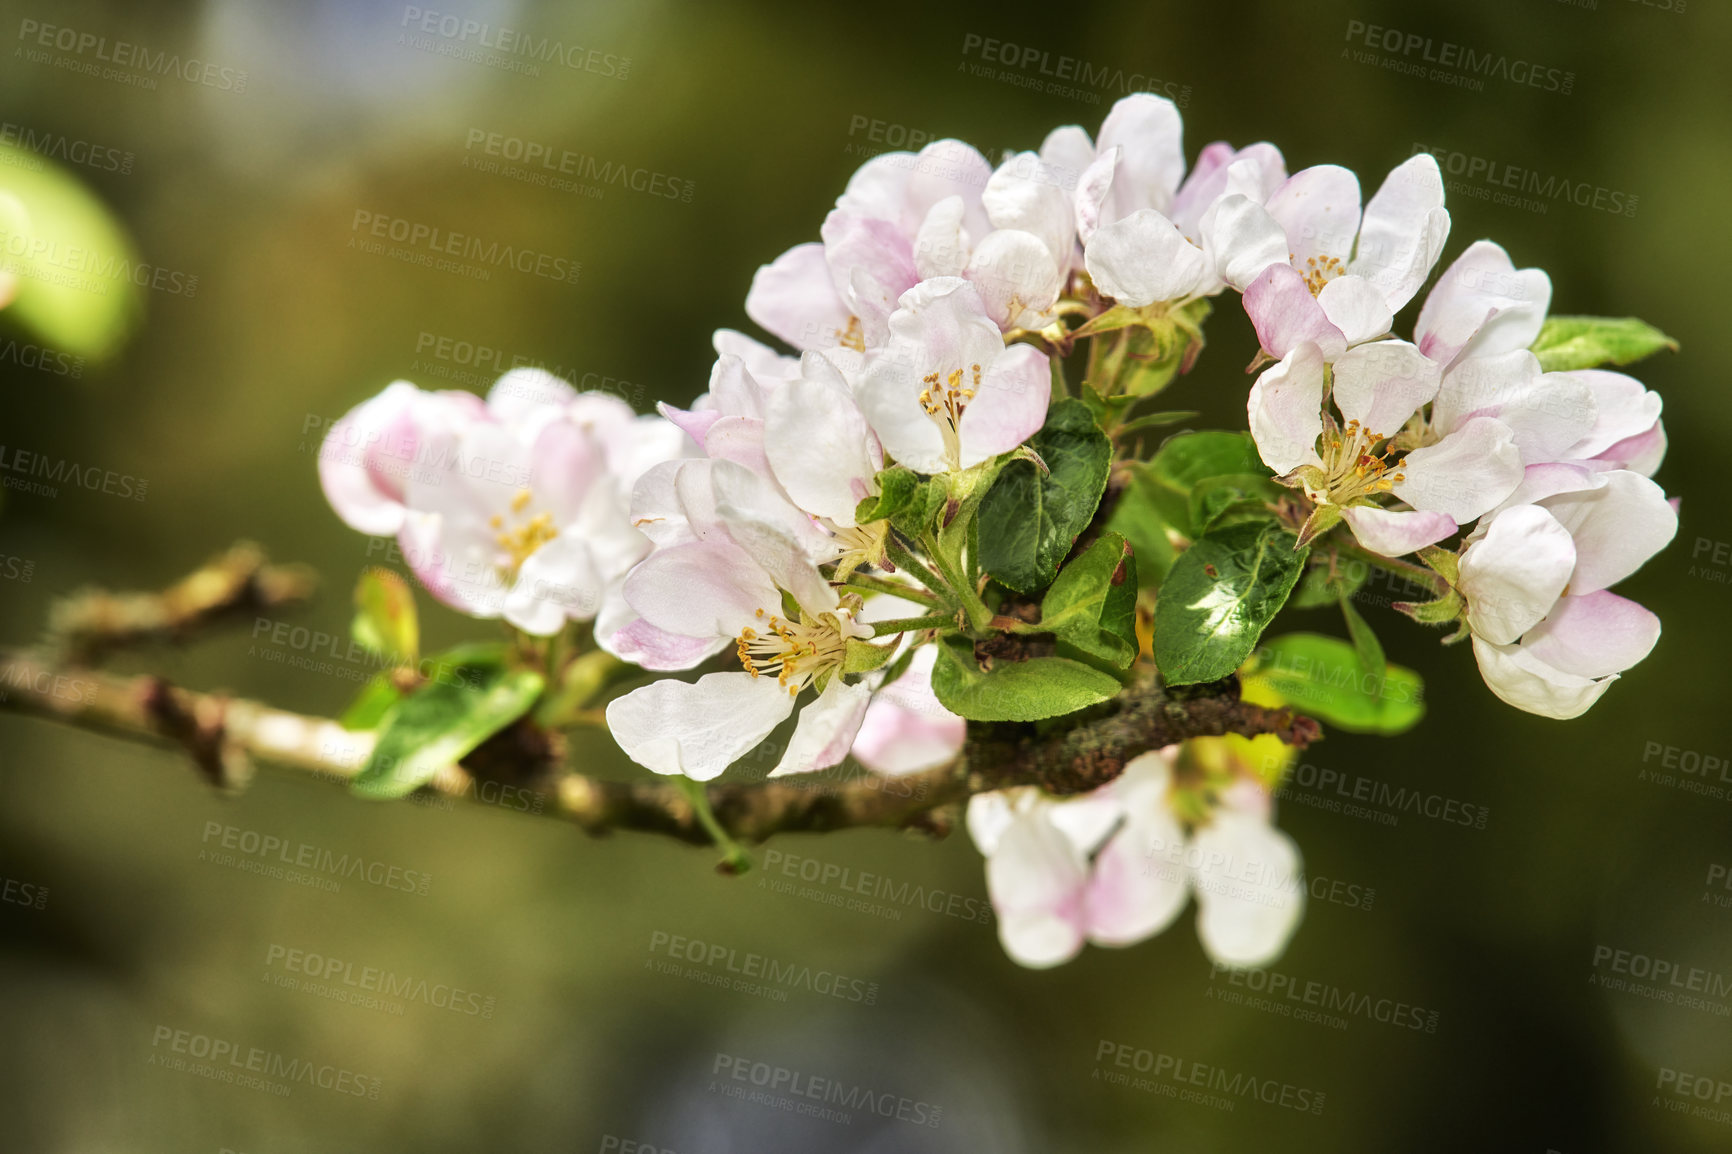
[1413, 239, 1552, 369]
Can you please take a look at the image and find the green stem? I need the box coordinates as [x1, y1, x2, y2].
[870, 613, 956, 637]
[884, 537, 951, 599]
[925, 531, 993, 634]
[1329, 536, 1450, 596]
[838, 572, 940, 607]
[677, 776, 753, 874]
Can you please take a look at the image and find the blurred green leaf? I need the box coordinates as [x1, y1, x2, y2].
[1530, 315, 1677, 372]
[351, 567, 418, 663]
[1246, 633, 1425, 735]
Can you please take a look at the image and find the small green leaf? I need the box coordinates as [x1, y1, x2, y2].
[1245, 633, 1425, 735]
[890, 478, 946, 539]
[843, 638, 901, 674]
[930, 636, 1122, 722]
[352, 665, 545, 799]
[1338, 596, 1386, 677]
[1153, 522, 1308, 685]
[352, 567, 418, 663]
[1039, 531, 1137, 670]
[1137, 431, 1269, 539]
[339, 674, 402, 731]
[1188, 473, 1282, 536]
[855, 465, 920, 524]
[977, 399, 1112, 594]
[1530, 315, 1678, 372]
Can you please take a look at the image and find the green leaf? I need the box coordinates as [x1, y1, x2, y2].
[1116, 409, 1200, 436]
[930, 636, 1122, 722]
[889, 478, 946, 540]
[1105, 471, 1179, 588]
[1039, 532, 1137, 670]
[1530, 315, 1678, 372]
[1188, 473, 1282, 536]
[352, 567, 418, 663]
[1291, 562, 1368, 609]
[1137, 431, 1269, 539]
[351, 665, 545, 799]
[1153, 522, 1308, 685]
[1338, 596, 1386, 677]
[1245, 633, 1425, 735]
[0, 143, 142, 361]
[338, 674, 402, 731]
[843, 637, 901, 674]
[855, 465, 920, 524]
[976, 399, 1112, 594]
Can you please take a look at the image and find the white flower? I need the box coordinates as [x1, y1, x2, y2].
[856, 278, 1050, 474]
[1457, 465, 1676, 718]
[1413, 240, 1552, 369]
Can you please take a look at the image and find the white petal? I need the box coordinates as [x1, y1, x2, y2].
[987, 813, 1089, 969]
[1349, 154, 1449, 311]
[912, 195, 969, 279]
[1197, 194, 1289, 292]
[1435, 351, 1595, 464]
[966, 228, 1064, 329]
[1073, 148, 1118, 243]
[1522, 590, 1660, 679]
[605, 673, 795, 781]
[1415, 240, 1551, 367]
[1470, 636, 1616, 720]
[502, 535, 603, 635]
[1246, 343, 1326, 475]
[1242, 262, 1346, 361]
[1190, 812, 1306, 969]
[1265, 164, 1362, 268]
[1084, 209, 1210, 307]
[851, 647, 967, 776]
[1094, 93, 1187, 218]
[1393, 417, 1523, 522]
[1539, 469, 1677, 595]
[622, 539, 776, 641]
[1458, 505, 1575, 645]
[1084, 809, 1189, 947]
[745, 243, 854, 352]
[958, 343, 1051, 468]
[984, 152, 1075, 269]
[1559, 370, 1663, 462]
[769, 678, 874, 777]
[1316, 275, 1394, 347]
[1330, 339, 1439, 436]
[764, 367, 880, 525]
[1340, 506, 1458, 556]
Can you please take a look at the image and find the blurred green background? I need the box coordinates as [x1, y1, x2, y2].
[2, 0, 1730, 1150]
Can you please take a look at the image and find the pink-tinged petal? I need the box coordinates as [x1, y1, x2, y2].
[1246, 343, 1326, 475]
[966, 790, 1023, 858]
[837, 151, 916, 224]
[604, 413, 691, 487]
[1330, 339, 1438, 435]
[822, 209, 919, 316]
[902, 139, 995, 241]
[1084, 807, 1189, 947]
[959, 342, 1051, 468]
[1594, 421, 1666, 477]
[605, 672, 796, 782]
[1470, 636, 1617, 720]
[601, 615, 728, 671]
[1265, 164, 1362, 269]
[707, 457, 835, 574]
[707, 354, 769, 420]
[986, 812, 1090, 969]
[527, 419, 606, 528]
[1415, 240, 1552, 366]
[1084, 209, 1209, 307]
[1559, 370, 1664, 462]
[655, 400, 721, 451]
[622, 539, 777, 640]
[966, 228, 1064, 329]
[1316, 275, 1394, 347]
[852, 647, 966, 776]
[1540, 469, 1677, 595]
[1393, 417, 1523, 522]
[1243, 263, 1345, 360]
[765, 364, 880, 525]
[699, 415, 773, 475]
[745, 242, 854, 353]
[319, 381, 478, 536]
[396, 509, 489, 618]
[503, 535, 603, 635]
[1341, 506, 1458, 556]
[985, 152, 1075, 269]
[1350, 154, 1450, 311]
[1198, 194, 1289, 293]
[1170, 142, 1286, 238]
[1094, 93, 1187, 219]
[1073, 148, 1118, 244]
[1522, 589, 1660, 679]
[1436, 352, 1596, 465]
[1458, 505, 1575, 645]
[769, 678, 874, 777]
[713, 328, 801, 382]
[1492, 461, 1604, 514]
[912, 195, 969, 279]
[1039, 124, 1096, 183]
[1190, 813, 1306, 969]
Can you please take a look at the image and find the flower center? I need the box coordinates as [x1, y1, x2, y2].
[834, 316, 865, 353]
[1297, 253, 1345, 296]
[829, 519, 889, 583]
[735, 606, 852, 697]
[489, 488, 558, 575]
[920, 364, 980, 471]
[1316, 419, 1407, 505]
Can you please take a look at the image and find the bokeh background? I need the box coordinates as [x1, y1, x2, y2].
[2, 0, 1729, 1150]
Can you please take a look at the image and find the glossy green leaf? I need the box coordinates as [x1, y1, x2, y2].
[855, 465, 920, 524]
[1137, 431, 1269, 539]
[1153, 522, 1307, 685]
[930, 635, 1122, 722]
[1039, 531, 1137, 670]
[889, 477, 947, 539]
[1245, 633, 1425, 735]
[1188, 472, 1282, 536]
[351, 664, 545, 799]
[1530, 315, 1677, 372]
[977, 399, 1112, 594]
